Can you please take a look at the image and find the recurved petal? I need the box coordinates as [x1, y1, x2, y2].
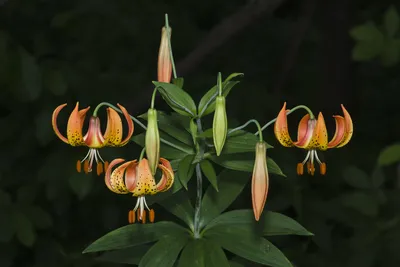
[274, 102, 294, 147]
[105, 158, 130, 194]
[52, 103, 69, 144]
[156, 158, 174, 192]
[103, 107, 123, 146]
[131, 159, 157, 197]
[125, 160, 138, 192]
[118, 104, 134, 146]
[336, 105, 353, 148]
[67, 102, 90, 146]
[293, 114, 315, 148]
[308, 112, 328, 151]
[327, 115, 345, 148]
[252, 142, 269, 221]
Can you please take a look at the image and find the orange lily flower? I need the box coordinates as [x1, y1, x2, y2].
[52, 102, 134, 175]
[274, 102, 353, 175]
[105, 158, 174, 223]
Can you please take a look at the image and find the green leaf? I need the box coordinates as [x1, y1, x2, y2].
[197, 128, 213, 138]
[200, 170, 248, 228]
[205, 226, 292, 267]
[146, 177, 183, 206]
[139, 235, 188, 267]
[159, 191, 195, 231]
[18, 47, 42, 102]
[153, 81, 197, 117]
[97, 245, 150, 264]
[342, 166, 371, 189]
[12, 210, 36, 247]
[200, 160, 218, 191]
[340, 192, 379, 217]
[178, 155, 195, 190]
[380, 39, 400, 67]
[352, 41, 383, 61]
[83, 221, 187, 253]
[222, 130, 273, 154]
[132, 133, 193, 159]
[25, 206, 53, 229]
[189, 119, 197, 144]
[210, 153, 285, 176]
[371, 167, 385, 188]
[384, 5, 399, 37]
[378, 143, 400, 166]
[198, 73, 243, 117]
[139, 111, 193, 146]
[204, 210, 313, 236]
[172, 77, 184, 89]
[229, 261, 246, 267]
[178, 239, 230, 267]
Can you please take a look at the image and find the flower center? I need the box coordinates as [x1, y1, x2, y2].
[296, 149, 327, 175]
[76, 148, 108, 175]
[128, 196, 155, 224]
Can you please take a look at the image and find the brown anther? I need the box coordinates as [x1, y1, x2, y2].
[128, 210, 135, 224]
[76, 160, 82, 173]
[83, 160, 89, 174]
[309, 163, 315, 176]
[306, 162, 311, 174]
[149, 209, 155, 223]
[320, 163, 327, 175]
[97, 162, 103, 175]
[104, 161, 109, 172]
[296, 163, 304, 175]
[141, 210, 147, 224]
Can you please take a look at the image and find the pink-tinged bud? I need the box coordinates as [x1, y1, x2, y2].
[252, 142, 269, 221]
[158, 27, 172, 83]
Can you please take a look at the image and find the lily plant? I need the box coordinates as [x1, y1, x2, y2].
[51, 14, 353, 267]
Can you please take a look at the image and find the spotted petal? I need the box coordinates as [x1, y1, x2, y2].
[328, 104, 353, 148]
[156, 158, 174, 192]
[52, 103, 69, 144]
[131, 159, 157, 197]
[105, 159, 131, 194]
[67, 102, 90, 146]
[103, 107, 124, 146]
[274, 102, 294, 147]
[308, 112, 328, 151]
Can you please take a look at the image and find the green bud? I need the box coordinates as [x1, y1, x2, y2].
[145, 108, 160, 175]
[213, 96, 228, 156]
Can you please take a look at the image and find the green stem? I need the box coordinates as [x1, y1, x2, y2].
[92, 102, 192, 154]
[150, 88, 158, 109]
[256, 104, 315, 134]
[165, 14, 177, 79]
[139, 147, 146, 161]
[228, 119, 263, 142]
[217, 72, 222, 96]
[193, 118, 205, 238]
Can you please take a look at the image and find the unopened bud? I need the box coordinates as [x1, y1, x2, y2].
[213, 96, 228, 156]
[158, 27, 172, 83]
[252, 142, 269, 221]
[145, 108, 160, 175]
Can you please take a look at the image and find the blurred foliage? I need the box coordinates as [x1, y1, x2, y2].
[1, 0, 400, 266]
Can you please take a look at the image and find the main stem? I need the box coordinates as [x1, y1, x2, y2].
[193, 118, 205, 238]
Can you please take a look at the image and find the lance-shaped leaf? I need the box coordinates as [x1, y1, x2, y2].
[177, 239, 230, 267]
[210, 153, 285, 176]
[153, 81, 197, 117]
[204, 226, 293, 267]
[178, 154, 195, 189]
[221, 130, 273, 154]
[200, 170, 248, 229]
[200, 160, 218, 191]
[97, 245, 151, 264]
[198, 73, 243, 117]
[139, 235, 189, 267]
[204, 210, 313, 236]
[83, 221, 187, 253]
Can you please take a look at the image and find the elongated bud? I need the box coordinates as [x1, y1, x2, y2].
[145, 108, 160, 175]
[252, 142, 269, 221]
[158, 27, 172, 83]
[213, 96, 228, 156]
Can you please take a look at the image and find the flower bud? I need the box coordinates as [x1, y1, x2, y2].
[158, 27, 172, 83]
[213, 96, 228, 156]
[252, 142, 269, 221]
[145, 108, 160, 175]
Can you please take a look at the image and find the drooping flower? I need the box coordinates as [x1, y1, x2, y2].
[252, 142, 269, 221]
[274, 102, 353, 175]
[105, 158, 174, 223]
[52, 102, 134, 175]
[158, 26, 172, 83]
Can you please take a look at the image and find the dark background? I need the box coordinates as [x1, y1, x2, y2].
[1, 0, 400, 266]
